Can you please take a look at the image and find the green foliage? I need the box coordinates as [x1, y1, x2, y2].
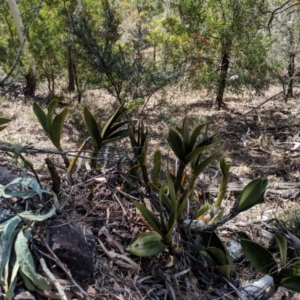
[33, 99, 69, 167]
[0, 177, 52, 200]
[0, 176, 55, 297]
[126, 231, 168, 257]
[236, 178, 268, 213]
[83, 103, 130, 168]
[0, 116, 10, 132]
[128, 120, 150, 188]
[201, 232, 233, 279]
[241, 235, 300, 293]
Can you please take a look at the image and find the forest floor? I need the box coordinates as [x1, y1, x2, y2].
[0, 83, 300, 299]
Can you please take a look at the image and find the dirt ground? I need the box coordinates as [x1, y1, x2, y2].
[0, 83, 300, 299]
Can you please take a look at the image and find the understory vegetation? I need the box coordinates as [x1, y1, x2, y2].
[1, 0, 300, 299]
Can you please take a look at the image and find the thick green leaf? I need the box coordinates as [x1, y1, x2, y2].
[0, 216, 21, 277]
[50, 107, 68, 150]
[241, 239, 278, 275]
[46, 98, 58, 132]
[0, 117, 11, 126]
[148, 182, 172, 209]
[0, 177, 52, 200]
[18, 207, 56, 221]
[15, 230, 51, 290]
[185, 139, 221, 163]
[195, 202, 210, 219]
[207, 246, 227, 265]
[5, 260, 19, 298]
[152, 149, 161, 186]
[168, 129, 185, 161]
[131, 201, 162, 235]
[191, 147, 223, 178]
[279, 276, 300, 292]
[237, 178, 268, 213]
[189, 123, 209, 151]
[0, 126, 7, 132]
[101, 103, 125, 138]
[126, 231, 167, 257]
[215, 265, 233, 279]
[166, 173, 176, 204]
[158, 188, 167, 235]
[33, 102, 48, 135]
[279, 261, 300, 277]
[83, 106, 101, 150]
[101, 131, 128, 146]
[178, 189, 190, 220]
[165, 206, 177, 245]
[182, 117, 190, 152]
[105, 120, 131, 138]
[20, 270, 35, 291]
[274, 234, 287, 267]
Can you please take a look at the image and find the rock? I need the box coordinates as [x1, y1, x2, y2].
[239, 275, 276, 300]
[226, 240, 244, 262]
[47, 219, 95, 281]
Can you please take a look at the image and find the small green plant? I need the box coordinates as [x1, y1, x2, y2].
[128, 120, 150, 190]
[241, 234, 300, 293]
[167, 117, 222, 193]
[33, 99, 69, 167]
[129, 174, 181, 248]
[0, 116, 10, 131]
[83, 103, 131, 169]
[0, 177, 56, 298]
[200, 231, 233, 279]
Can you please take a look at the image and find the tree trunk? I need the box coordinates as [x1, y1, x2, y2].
[286, 52, 295, 98]
[68, 44, 75, 92]
[24, 65, 36, 97]
[215, 52, 230, 109]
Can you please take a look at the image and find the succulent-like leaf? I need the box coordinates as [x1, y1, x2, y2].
[168, 129, 186, 161]
[237, 178, 268, 213]
[185, 138, 221, 163]
[0, 177, 52, 200]
[101, 103, 125, 138]
[215, 265, 233, 279]
[274, 234, 287, 267]
[279, 261, 300, 278]
[149, 182, 172, 209]
[279, 277, 300, 292]
[0, 117, 10, 126]
[18, 207, 56, 221]
[166, 173, 176, 204]
[178, 189, 190, 221]
[189, 123, 209, 151]
[241, 239, 278, 275]
[182, 117, 190, 152]
[5, 260, 19, 298]
[47, 98, 58, 132]
[0, 216, 21, 277]
[207, 247, 227, 265]
[50, 107, 68, 150]
[105, 119, 131, 138]
[15, 230, 51, 290]
[152, 149, 161, 186]
[20, 270, 35, 291]
[126, 231, 167, 257]
[33, 102, 48, 135]
[195, 202, 210, 219]
[191, 147, 223, 178]
[165, 205, 177, 245]
[83, 106, 101, 150]
[131, 200, 162, 235]
[0, 117, 10, 132]
[101, 130, 128, 146]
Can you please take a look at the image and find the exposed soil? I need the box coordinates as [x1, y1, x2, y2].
[0, 83, 300, 299]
